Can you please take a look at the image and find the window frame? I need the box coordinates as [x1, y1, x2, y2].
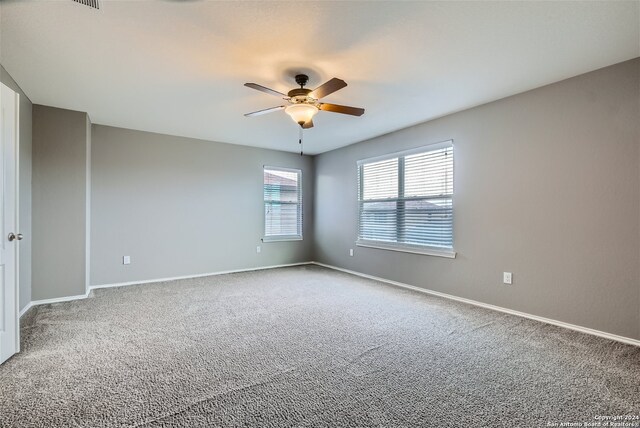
[356, 140, 456, 258]
[262, 165, 303, 242]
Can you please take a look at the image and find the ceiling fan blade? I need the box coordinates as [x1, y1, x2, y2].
[302, 119, 314, 129]
[244, 106, 285, 117]
[319, 103, 365, 116]
[310, 78, 347, 99]
[244, 83, 287, 98]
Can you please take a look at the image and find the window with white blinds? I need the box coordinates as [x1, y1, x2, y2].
[357, 141, 455, 257]
[263, 167, 303, 241]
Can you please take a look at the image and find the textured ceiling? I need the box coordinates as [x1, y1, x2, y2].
[1, 1, 638, 154]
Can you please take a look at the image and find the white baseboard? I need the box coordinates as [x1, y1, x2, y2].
[19, 291, 91, 317]
[19, 262, 312, 317]
[18, 302, 33, 318]
[310, 261, 640, 347]
[89, 262, 311, 290]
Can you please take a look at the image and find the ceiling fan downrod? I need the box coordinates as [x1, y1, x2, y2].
[295, 74, 309, 88]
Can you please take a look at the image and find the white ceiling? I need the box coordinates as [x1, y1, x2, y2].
[1, 1, 638, 154]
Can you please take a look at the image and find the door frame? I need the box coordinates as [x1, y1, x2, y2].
[15, 84, 21, 354]
[1, 82, 21, 357]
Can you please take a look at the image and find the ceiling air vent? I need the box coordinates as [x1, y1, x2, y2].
[72, 0, 100, 10]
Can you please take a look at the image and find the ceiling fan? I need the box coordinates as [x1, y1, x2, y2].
[244, 74, 364, 129]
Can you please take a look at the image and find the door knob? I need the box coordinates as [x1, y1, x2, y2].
[8, 233, 23, 242]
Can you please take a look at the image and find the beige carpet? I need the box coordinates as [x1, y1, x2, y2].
[1, 265, 638, 427]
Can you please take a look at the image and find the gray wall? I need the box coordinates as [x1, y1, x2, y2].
[90, 125, 314, 286]
[314, 58, 640, 340]
[0, 65, 32, 312]
[32, 105, 90, 300]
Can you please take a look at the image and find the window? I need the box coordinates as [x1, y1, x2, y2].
[357, 141, 454, 257]
[263, 166, 302, 241]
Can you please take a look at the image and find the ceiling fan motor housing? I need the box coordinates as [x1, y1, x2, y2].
[288, 76, 318, 107]
[287, 88, 313, 99]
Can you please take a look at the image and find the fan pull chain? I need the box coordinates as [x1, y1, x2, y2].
[299, 126, 304, 156]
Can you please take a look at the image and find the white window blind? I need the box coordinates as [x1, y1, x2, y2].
[357, 141, 454, 257]
[263, 167, 302, 241]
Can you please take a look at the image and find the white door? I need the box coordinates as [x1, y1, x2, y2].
[0, 82, 19, 365]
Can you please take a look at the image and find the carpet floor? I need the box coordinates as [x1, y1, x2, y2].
[1, 265, 638, 427]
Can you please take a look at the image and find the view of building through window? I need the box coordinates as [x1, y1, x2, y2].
[263, 167, 302, 239]
[358, 143, 453, 252]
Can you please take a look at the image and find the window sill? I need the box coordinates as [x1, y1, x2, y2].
[356, 240, 456, 258]
[262, 236, 303, 243]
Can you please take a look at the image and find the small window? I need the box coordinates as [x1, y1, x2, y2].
[357, 141, 454, 257]
[263, 167, 303, 241]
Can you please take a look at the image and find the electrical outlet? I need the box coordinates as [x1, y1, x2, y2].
[256, 246, 261, 254]
[349, 248, 354, 257]
[503, 272, 512, 285]
[123, 256, 131, 265]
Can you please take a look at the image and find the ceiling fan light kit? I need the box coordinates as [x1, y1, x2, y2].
[285, 103, 318, 126]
